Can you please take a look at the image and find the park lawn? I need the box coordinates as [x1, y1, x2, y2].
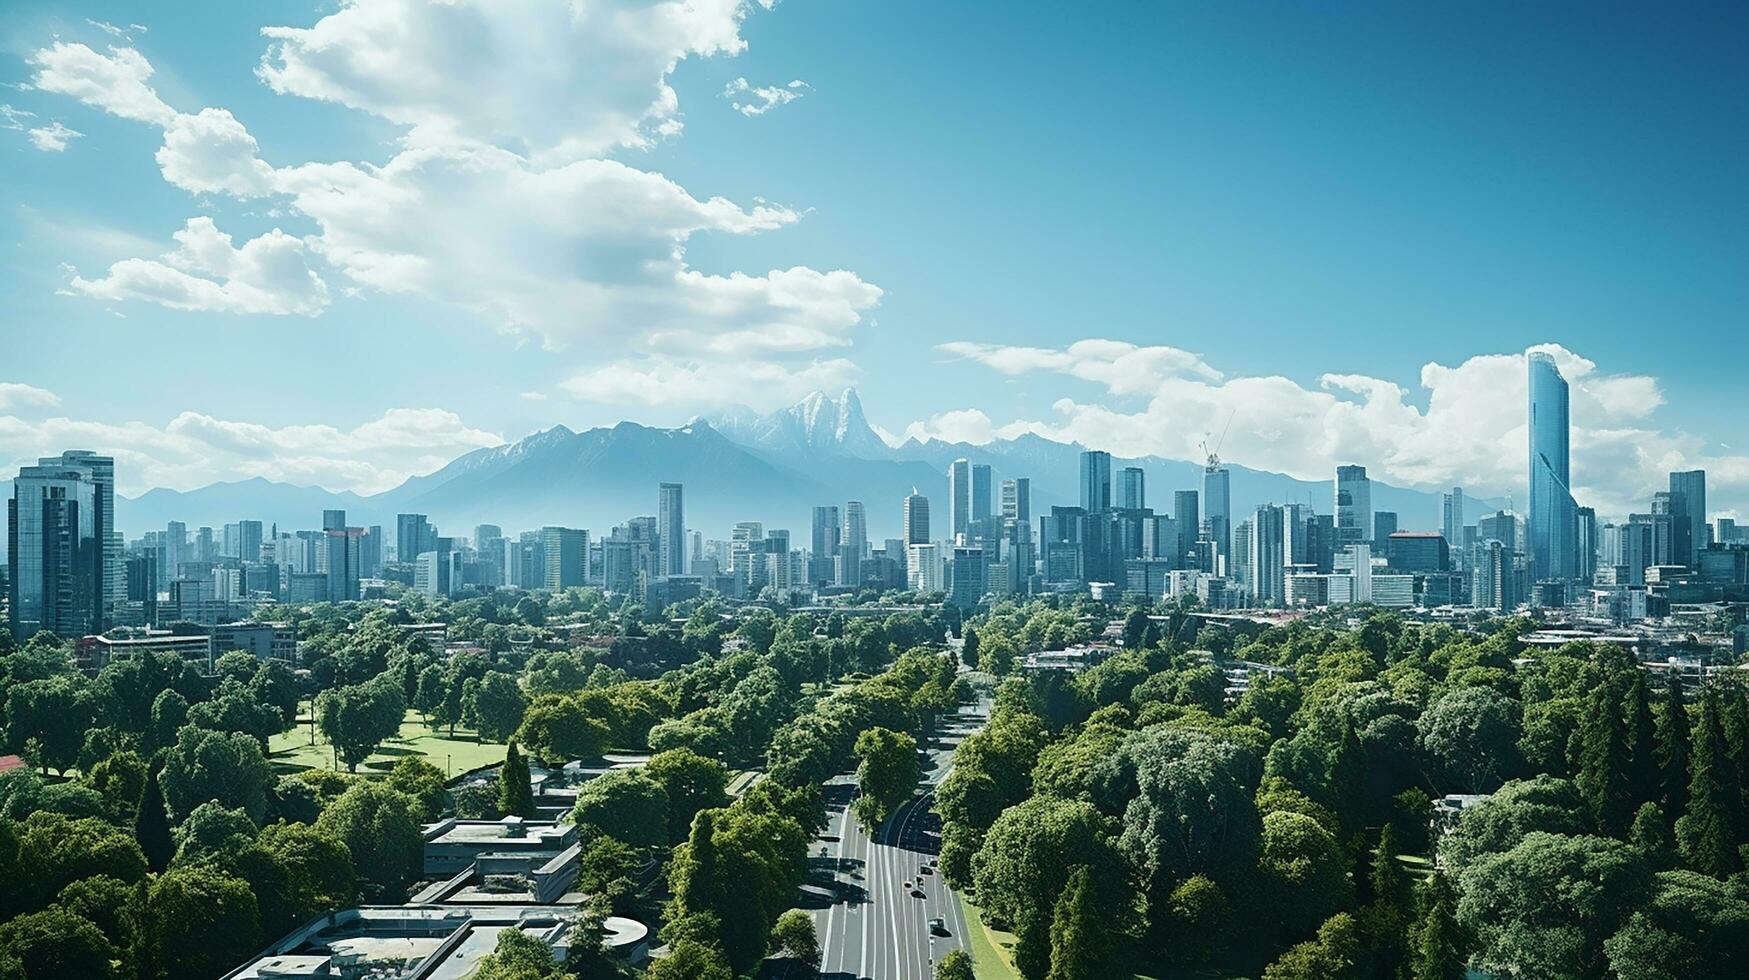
[958, 896, 1022, 980]
[268, 708, 509, 779]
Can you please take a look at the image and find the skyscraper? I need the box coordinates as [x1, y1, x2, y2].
[1668, 469, 1706, 567]
[1441, 488, 1465, 548]
[1173, 490, 1200, 564]
[397, 514, 437, 564]
[1527, 350, 1577, 581]
[1079, 450, 1113, 513]
[53, 452, 121, 627]
[658, 482, 686, 577]
[1335, 464, 1372, 546]
[1001, 478, 1031, 525]
[541, 527, 587, 589]
[1118, 466, 1146, 510]
[1373, 511, 1398, 544]
[323, 509, 348, 532]
[238, 519, 264, 562]
[842, 501, 868, 568]
[8, 454, 107, 639]
[948, 459, 971, 541]
[1249, 505, 1286, 605]
[903, 491, 930, 545]
[1203, 463, 1231, 566]
[325, 525, 363, 602]
[971, 464, 993, 524]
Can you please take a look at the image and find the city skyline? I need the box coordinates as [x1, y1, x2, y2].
[1, 2, 1746, 520]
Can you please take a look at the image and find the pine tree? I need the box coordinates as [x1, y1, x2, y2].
[1407, 872, 1466, 980]
[1675, 688, 1740, 877]
[1629, 801, 1676, 870]
[961, 625, 980, 670]
[135, 759, 175, 873]
[1624, 671, 1659, 811]
[497, 740, 534, 818]
[1370, 824, 1409, 911]
[1721, 683, 1749, 830]
[1576, 671, 1633, 835]
[1046, 864, 1106, 980]
[1654, 671, 1691, 816]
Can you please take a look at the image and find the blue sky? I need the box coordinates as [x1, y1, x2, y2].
[0, 1, 1744, 518]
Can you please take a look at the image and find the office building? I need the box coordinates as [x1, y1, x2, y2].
[948, 459, 972, 541]
[809, 505, 840, 584]
[1668, 470, 1706, 568]
[1203, 461, 1231, 565]
[1335, 464, 1372, 546]
[1527, 350, 1577, 581]
[903, 491, 930, 545]
[971, 464, 993, 524]
[1119, 466, 1146, 510]
[658, 482, 685, 577]
[396, 513, 437, 564]
[1387, 531, 1450, 572]
[1080, 450, 1113, 513]
[1249, 505, 1285, 605]
[948, 546, 987, 609]
[8, 453, 111, 639]
[541, 527, 587, 589]
[1173, 490, 1199, 564]
[1442, 488, 1465, 548]
[1001, 478, 1031, 525]
[325, 524, 363, 602]
[841, 501, 868, 585]
[1373, 511, 1398, 544]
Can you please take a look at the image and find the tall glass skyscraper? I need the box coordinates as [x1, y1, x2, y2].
[948, 459, 971, 541]
[1079, 450, 1112, 513]
[658, 482, 685, 576]
[1528, 351, 1577, 581]
[1334, 464, 1372, 546]
[1202, 464, 1231, 567]
[8, 453, 109, 639]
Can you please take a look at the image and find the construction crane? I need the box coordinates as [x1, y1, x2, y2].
[1201, 409, 1236, 474]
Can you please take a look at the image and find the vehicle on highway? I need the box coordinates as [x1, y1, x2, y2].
[929, 917, 948, 936]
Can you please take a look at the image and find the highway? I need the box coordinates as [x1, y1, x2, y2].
[786, 698, 989, 980]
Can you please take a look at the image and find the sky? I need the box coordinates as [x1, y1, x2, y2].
[0, 1, 1744, 520]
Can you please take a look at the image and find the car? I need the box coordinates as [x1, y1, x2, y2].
[902, 880, 912, 890]
[919, 865, 933, 876]
[911, 888, 926, 899]
[928, 917, 948, 936]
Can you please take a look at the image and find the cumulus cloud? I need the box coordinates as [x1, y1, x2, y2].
[0, 407, 501, 496]
[0, 383, 61, 412]
[558, 356, 861, 411]
[926, 339, 1740, 520]
[938, 339, 1223, 394]
[899, 409, 1044, 446]
[29, 16, 878, 370]
[257, 0, 752, 160]
[723, 77, 808, 116]
[0, 104, 36, 129]
[70, 216, 329, 316]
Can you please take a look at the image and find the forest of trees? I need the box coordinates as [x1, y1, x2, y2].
[937, 604, 1749, 979]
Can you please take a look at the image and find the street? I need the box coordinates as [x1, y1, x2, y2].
[788, 697, 989, 979]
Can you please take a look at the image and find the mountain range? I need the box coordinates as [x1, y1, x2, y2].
[76, 389, 1501, 549]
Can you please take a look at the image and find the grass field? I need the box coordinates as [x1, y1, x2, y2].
[267, 706, 510, 779]
[957, 895, 1265, 980]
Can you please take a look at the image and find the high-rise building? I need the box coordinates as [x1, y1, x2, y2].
[8, 453, 109, 639]
[971, 464, 993, 524]
[903, 491, 930, 545]
[1668, 469, 1706, 568]
[1173, 490, 1200, 564]
[541, 527, 587, 589]
[1118, 467, 1146, 511]
[1202, 463, 1231, 566]
[323, 509, 347, 532]
[397, 514, 437, 564]
[1080, 450, 1113, 513]
[809, 506, 840, 584]
[1373, 511, 1398, 544]
[948, 546, 987, 609]
[1527, 350, 1577, 581]
[841, 501, 868, 584]
[1248, 505, 1286, 605]
[1441, 488, 1465, 548]
[658, 482, 686, 577]
[237, 519, 263, 563]
[1001, 478, 1031, 525]
[325, 525, 363, 602]
[948, 459, 972, 541]
[1335, 464, 1372, 546]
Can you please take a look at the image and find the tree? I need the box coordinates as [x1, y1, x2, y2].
[853, 727, 920, 828]
[254, 821, 356, 930]
[667, 802, 810, 974]
[470, 927, 564, 980]
[249, 660, 303, 727]
[134, 864, 261, 980]
[1258, 810, 1352, 942]
[498, 741, 534, 818]
[937, 948, 976, 980]
[645, 748, 730, 843]
[1046, 864, 1109, 980]
[1417, 687, 1520, 794]
[515, 694, 610, 763]
[171, 801, 257, 866]
[1262, 913, 1362, 980]
[570, 769, 668, 849]
[1576, 671, 1634, 835]
[414, 664, 448, 728]
[1438, 775, 1585, 876]
[314, 782, 422, 901]
[4, 676, 91, 774]
[85, 747, 148, 820]
[1675, 687, 1740, 877]
[135, 758, 175, 873]
[936, 710, 1050, 886]
[647, 939, 733, 980]
[970, 796, 1130, 979]
[188, 686, 285, 749]
[1406, 872, 1466, 980]
[961, 625, 981, 670]
[1457, 832, 1651, 979]
[0, 907, 117, 980]
[314, 678, 405, 772]
[159, 725, 273, 823]
[1654, 671, 1691, 817]
[770, 907, 820, 970]
[149, 689, 188, 751]
[473, 672, 528, 742]
[577, 833, 641, 914]
[1097, 727, 1262, 895]
[1604, 870, 1749, 978]
[1630, 801, 1676, 870]
[14, 812, 146, 910]
[382, 755, 450, 822]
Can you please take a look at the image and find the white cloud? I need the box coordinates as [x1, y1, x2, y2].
[27, 42, 176, 125]
[257, 0, 753, 161]
[156, 108, 276, 195]
[85, 20, 145, 41]
[724, 77, 808, 116]
[0, 383, 61, 412]
[0, 407, 501, 496]
[558, 356, 860, 411]
[27, 121, 82, 151]
[899, 408, 1043, 446]
[938, 338, 1223, 394]
[927, 340, 1743, 520]
[0, 104, 36, 129]
[70, 216, 329, 316]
